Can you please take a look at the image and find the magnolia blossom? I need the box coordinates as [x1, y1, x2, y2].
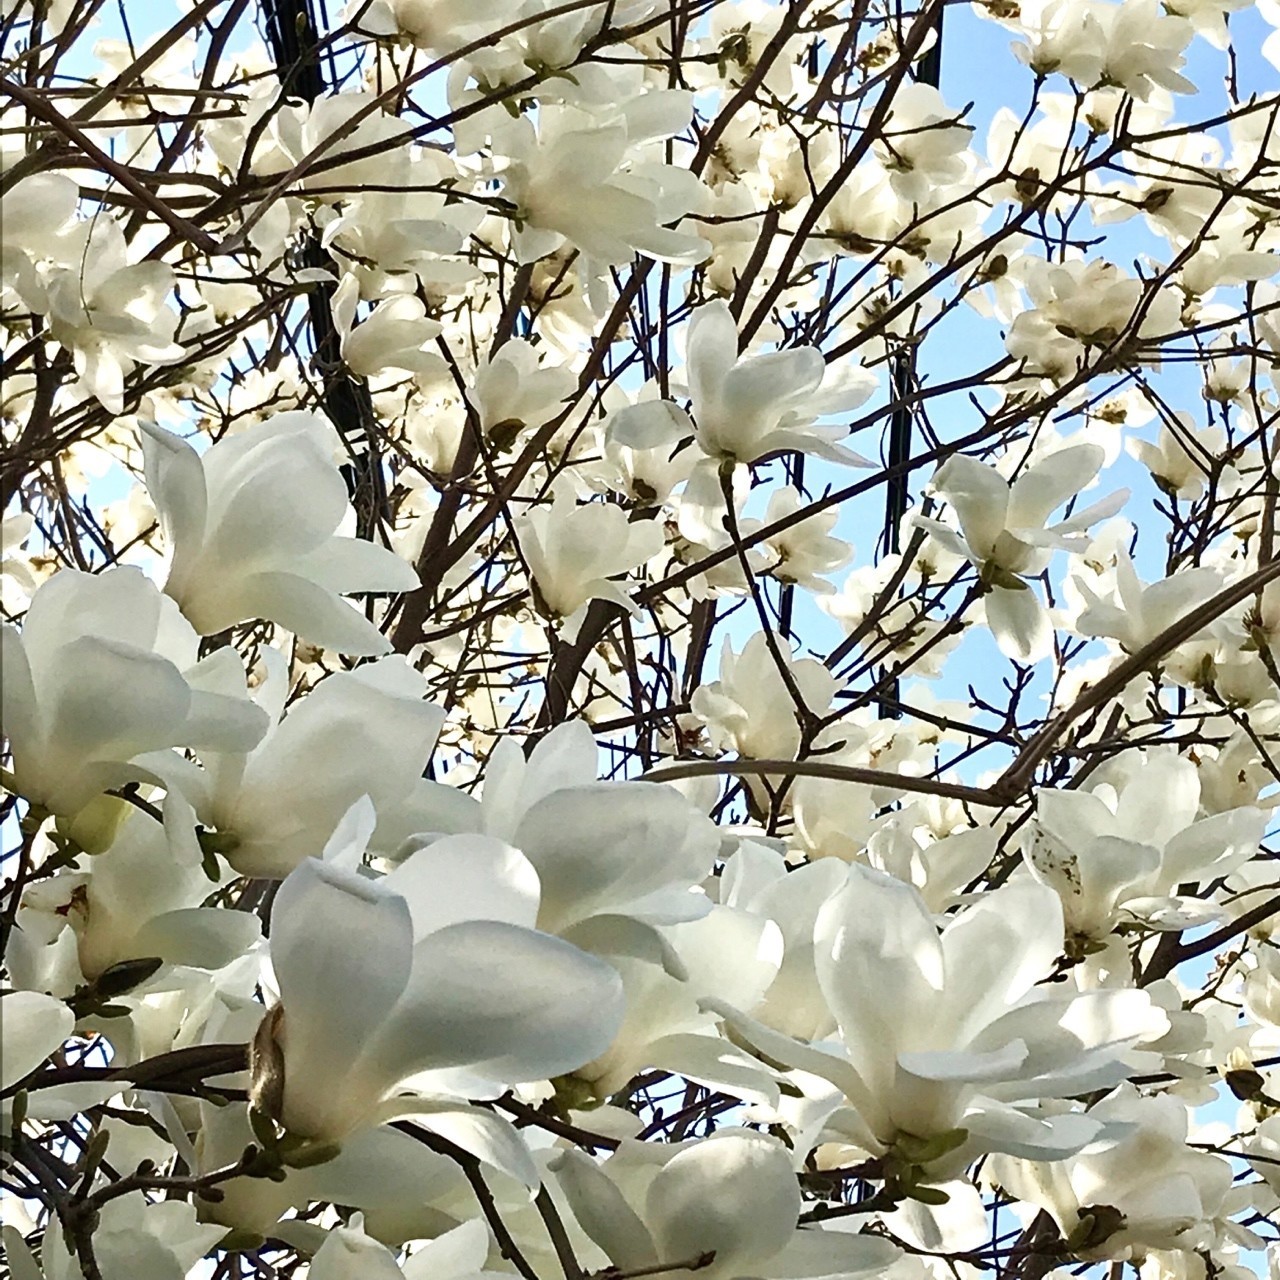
[923, 444, 1125, 662]
[174, 652, 445, 878]
[258, 801, 625, 1141]
[692, 631, 842, 761]
[990, 1088, 1232, 1258]
[494, 100, 709, 266]
[331, 274, 445, 380]
[683, 301, 875, 464]
[44, 219, 185, 413]
[1, 567, 266, 844]
[713, 866, 1168, 1162]
[1, 990, 74, 1096]
[465, 337, 576, 445]
[20, 791, 259, 981]
[140, 413, 417, 654]
[757, 486, 852, 592]
[516, 485, 665, 620]
[3, 1195, 225, 1280]
[554, 1130, 901, 1280]
[1024, 753, 1264, 942]
[1071, 549, 1223, 653]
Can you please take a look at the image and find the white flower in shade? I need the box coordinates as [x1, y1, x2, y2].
[711, 866, 1168, 1163]
[1023, 753, 1264, 942]
[466, 337, 576, 445]
[398, 719, 719, 972]
[554, 1130, 901, 1280]
[44, 219, 185, 414]
[1128, 415, 1224, 499]
[1, 567, 267, 844]
[5, 1193, 225, 1280]
[345, 0, 506, 53]
[757, 486, 852, 592]
[495, 101, 709, 266]
[516, 485, 665, 620]
[1070, 549, 1223, 653]
[691, 631, 842, 761]
[1, 509, 38, 610]
[873, 83, 973, 203]
[180, 651, 445, 879]
[139, 413, 418, 655]
[330, 274, 446, 380]
[29, 791, 260, 982]
[257, 801, 625, 1142]
[684, 301, 876, 464]
[0, 990, 74, 1095]
[990, 1087, 1232, 1259]
[922, 444, 1126, 663]
[0, 172, 78, 305]
[719, 840, 846, 1042]
[306, 1215, 488, 1280]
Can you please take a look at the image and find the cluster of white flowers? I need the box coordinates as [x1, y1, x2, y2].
[4, 0, 1280, 1278]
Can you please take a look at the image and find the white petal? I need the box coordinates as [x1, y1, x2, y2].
[270, 858, 414, 1139]
[308, 1222, 405, 1280]
[1, 990, 74, 1090]
[514, 783, 716, 933]
[138, 422, 209, 567]
[400, 1218, 492, 1280]
[230, 571, 394, 655]
[384, 834, 541, 937]
[767, 1227, 902, 1278]
[553, 1149, 659, 1270]
[370, 921, 624, 1085]
[814, 865, 944, 1101]
[646, 1130, 800, 1275]
[930, 456, 1010, 558]
[397, 1103, 540, 1189]
[985, 584, 1052, 663]
[1007, 444, 1104, 530]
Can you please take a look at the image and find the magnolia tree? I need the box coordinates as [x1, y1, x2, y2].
[4, 0, 1280, 1277]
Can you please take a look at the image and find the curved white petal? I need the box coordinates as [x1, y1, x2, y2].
[1, 990, 74, 1090]
[646, 1130, 799, 1276]
[270, 858, 414, 1139]
[370, 920, 624, 1085]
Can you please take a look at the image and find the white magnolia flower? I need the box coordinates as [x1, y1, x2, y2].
[179, 651, 445, 879]
[873, 83, 973, 203]
[306, 1215, 489, 1280]
[24, 791, 259, 981]
[692, 631, 842, 761]
[990, 1087, 1231, 1258]
[1128, 416, 1225, 499]
[495, 100, 709, 266]
[684, 301, 875, 464]
[517, 485, 665, 620]
[402, 720, 719, 968]
[257, 801, 625, 1141]
[44, 219, 185, 414]
[331, 274, 445, 380]
[140, 413, 418, 654]
[758, 486, 852, 592]
[554, 1130, 901, 1280]
[713, 866, 1168, 1162]
[1070, 549, 1223, 653]
[0, 172, 78, 306]
[1024, 753, 1264, 941]
[5, 1195, 224, 1280]
[922, 444, 1126, 662]
[1, 508, 38, 611]
[1, 567, 266, 844]
[466, 337, 576, 444]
